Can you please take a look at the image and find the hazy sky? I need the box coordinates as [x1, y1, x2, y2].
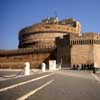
[0, 0, 100, 49]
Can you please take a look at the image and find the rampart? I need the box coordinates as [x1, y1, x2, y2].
[0, 46, 56, 69]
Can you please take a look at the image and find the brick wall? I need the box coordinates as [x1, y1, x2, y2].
[0, 53, 50, 69]
[71, 45, 94, 65]
[94, 45, 100, 68]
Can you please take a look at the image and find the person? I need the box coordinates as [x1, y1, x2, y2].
[93, 67, 96, 74]
[73, 65, 75, 70]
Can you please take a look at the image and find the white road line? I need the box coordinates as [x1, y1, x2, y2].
[91, 73, 100, 82]
[0, 74, 16, 77]
[0, 73, 54, 92]
[0, 75, 26, 82]
[17, 79, 54, 100]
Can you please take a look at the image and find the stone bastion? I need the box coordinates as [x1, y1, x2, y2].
[18, 17, 82, 49]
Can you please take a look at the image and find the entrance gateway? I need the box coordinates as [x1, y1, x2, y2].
[56, 35, 71, 69]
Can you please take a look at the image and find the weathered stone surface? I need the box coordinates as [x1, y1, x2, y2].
[57, 33, 100, 68]
[18, 17, 81, 48]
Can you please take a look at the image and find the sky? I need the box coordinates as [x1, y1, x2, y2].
[0, 0, 100, 50]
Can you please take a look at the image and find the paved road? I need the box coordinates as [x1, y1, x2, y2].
[0, 69, 42, 81]
[0, 69, 41, 76]
[0, 70, 100, 100]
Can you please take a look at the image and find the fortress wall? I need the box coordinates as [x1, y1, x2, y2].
[21, 32, 66, 44]
[0, 53, 50, 69]
[94, 45, 100, 68]
[24, 24, 80, 35]
[71, 45, 94, 65]
[19, 22, 81, 48]
[19, 32, 67, 48]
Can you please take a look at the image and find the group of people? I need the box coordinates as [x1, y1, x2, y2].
[72, 64, 96, 73]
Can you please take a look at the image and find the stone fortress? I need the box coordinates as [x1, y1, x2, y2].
[0, 17, 100, 69]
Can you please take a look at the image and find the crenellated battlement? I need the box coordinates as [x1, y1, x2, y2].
[70, 39, 100, 45]
[56, 33, 100, 47]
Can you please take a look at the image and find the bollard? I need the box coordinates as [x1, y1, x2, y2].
[41, 63, 46, 72]
[59, 64, 61, 70]
[49, 60, 56, 71]
[24, 62, 30, 75]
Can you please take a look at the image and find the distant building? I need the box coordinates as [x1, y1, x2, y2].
[0, 17, 100, 69]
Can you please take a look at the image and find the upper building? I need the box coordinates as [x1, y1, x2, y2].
[18, 17, 82, 48]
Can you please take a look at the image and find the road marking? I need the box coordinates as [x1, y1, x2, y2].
[91, 73, 100, 82]
[0, 73, 54, 92]
[17, 79, 54, 100]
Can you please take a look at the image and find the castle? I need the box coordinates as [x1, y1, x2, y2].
[0, 17, 100, 69]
